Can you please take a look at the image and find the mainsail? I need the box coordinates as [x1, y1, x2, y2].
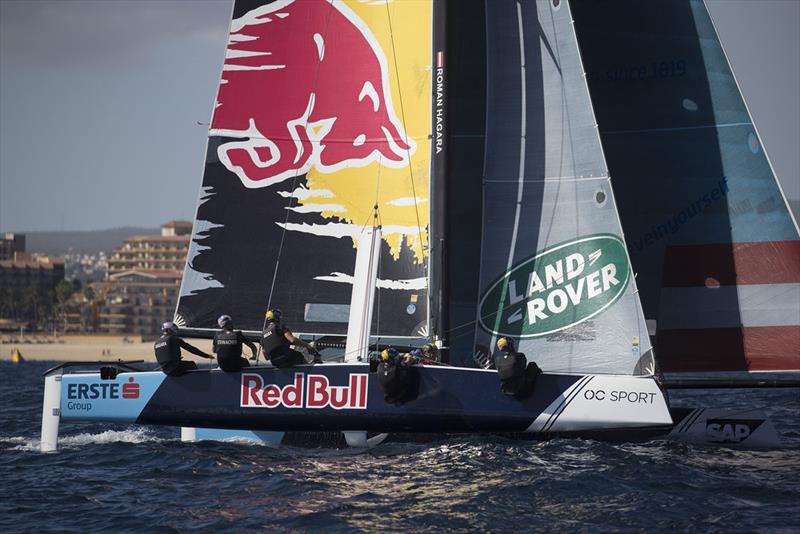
[572, 0, 800, 373]
[176, 0, 433, 338]
[471, 0, 653, 375]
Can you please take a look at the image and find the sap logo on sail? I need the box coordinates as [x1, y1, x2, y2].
[705, 419, 764, 444]
[241, 373, 368, 410]
[479, 234, 630, 337]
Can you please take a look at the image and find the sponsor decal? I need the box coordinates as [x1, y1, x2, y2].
[65, 377, 140, 411]
[66, 377, 140, 401]
[705, 419, 764, 444]
[434, 50, 445, 155]
[479, 234, 631, 337]
[241, 373, 368, 410]
[582, 389, 656, 404]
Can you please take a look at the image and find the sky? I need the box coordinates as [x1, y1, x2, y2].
[0, 0, 798, 233]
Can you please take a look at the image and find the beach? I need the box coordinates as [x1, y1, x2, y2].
[0, 335, 214, 362]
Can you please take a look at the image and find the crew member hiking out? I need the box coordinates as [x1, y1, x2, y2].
[154, 321, 213, 376]
[261, 309, 321, 368]
[374, 347, 417, 403]
[213, 314, 258, 372]
[494, 337, 541, 399]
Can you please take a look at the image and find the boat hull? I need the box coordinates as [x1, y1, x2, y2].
[56, 363, 672, 435]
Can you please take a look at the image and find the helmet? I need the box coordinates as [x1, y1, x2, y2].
[265, 309, 282, 322]
[497, 337, 513, 352]
[217, 314, 233, 329]
[161, 321, 178, 334]
[410, 348, 423, 358]
[422, 343, 437, 355]
[381, 347, 398, 361]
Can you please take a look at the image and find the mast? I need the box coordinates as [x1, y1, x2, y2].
[430, 0, 449, 360]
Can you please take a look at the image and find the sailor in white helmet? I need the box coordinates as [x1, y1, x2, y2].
[213, 314, 258, 372]
[153, 321, 213, 376]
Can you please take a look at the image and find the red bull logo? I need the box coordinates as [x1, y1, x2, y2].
[211, 0, 415, 187]
[241, 373, 369, 409]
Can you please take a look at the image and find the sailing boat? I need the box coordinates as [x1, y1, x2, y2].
[40, 0, 797, 451]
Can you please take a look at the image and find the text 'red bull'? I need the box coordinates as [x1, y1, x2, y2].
[211, 0, 416, 187]
[241, 373, 368, 410]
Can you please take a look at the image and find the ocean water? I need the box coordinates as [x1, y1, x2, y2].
[1, 361, 798, 532]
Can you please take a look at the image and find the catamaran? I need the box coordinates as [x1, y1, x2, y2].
[41, 0, 799, 451]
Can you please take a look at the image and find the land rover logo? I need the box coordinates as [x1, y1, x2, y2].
[479, 234, 630, 337]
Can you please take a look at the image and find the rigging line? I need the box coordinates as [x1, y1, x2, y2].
[371, 159, 382, 355]
[384, 1, 427, 255]
[263, 1, 336, 324]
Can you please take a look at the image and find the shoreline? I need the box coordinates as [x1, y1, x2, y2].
[0, 335, 214, 363]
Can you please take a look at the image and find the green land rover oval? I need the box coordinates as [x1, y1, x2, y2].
[478, 234, 631, 338]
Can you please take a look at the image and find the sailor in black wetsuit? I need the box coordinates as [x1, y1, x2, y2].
[153, 321, 213, 376]
[375, 347, 417, 403]
[213, 315, 258, 372]
[494, 337, 541, 399]
[261, 309, 321, 368]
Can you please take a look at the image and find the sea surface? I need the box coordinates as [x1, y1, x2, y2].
[1, 361, 798, 532]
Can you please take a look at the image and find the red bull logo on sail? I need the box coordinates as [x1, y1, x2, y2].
[241, 373, 369, 410]
[211, 0, 415, 188]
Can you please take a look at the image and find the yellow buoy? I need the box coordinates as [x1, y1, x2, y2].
[11, 348, 24, 364]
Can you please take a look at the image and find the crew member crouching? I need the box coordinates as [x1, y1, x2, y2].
[376, 347, 417, 403]
[261, 309, 321, 368]
[494, 337, 541, 399]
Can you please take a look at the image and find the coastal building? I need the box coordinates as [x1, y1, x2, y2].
[106, 221, 191, 275]
[98, 221, 191, 337]
[0, 233, 26, 261]
[0, 252, 65, 327]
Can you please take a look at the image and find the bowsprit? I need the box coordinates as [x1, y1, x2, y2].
[241, 372, 368, 410]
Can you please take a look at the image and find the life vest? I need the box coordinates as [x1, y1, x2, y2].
[495, 351, 526, 381]
[154, 334, 180, 368]
[214, 329, 242, 360]
[377, 361, 412, 403]
[261, 322, 288, 356]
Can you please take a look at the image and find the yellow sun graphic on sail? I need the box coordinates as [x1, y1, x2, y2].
[302, 0, 431, 263]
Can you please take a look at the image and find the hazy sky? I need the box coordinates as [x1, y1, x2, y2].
[0, 0, 798, 232]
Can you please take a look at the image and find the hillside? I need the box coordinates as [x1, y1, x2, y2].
[24, 227, 160, 256]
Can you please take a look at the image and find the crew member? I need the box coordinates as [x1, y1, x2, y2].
[213, 314, 258, 371]
[261, 309, 321, 368]
[154, 321, 213, 376]
[421, 343, 441, 363]
[376, 347, 416, 403]
[494, 337, 541, 399]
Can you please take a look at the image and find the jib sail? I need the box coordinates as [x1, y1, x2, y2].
[472, 0, 653, 375]
[572, 0, 800, 373]
[176, 0, 433, 338]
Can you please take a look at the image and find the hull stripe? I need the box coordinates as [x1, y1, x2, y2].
[543, 376, 594, 432]
[539, 376, 590, 432]
[677, 408, 705, 434]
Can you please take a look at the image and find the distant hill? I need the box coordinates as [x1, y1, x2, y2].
[24, 227, 160, 256]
